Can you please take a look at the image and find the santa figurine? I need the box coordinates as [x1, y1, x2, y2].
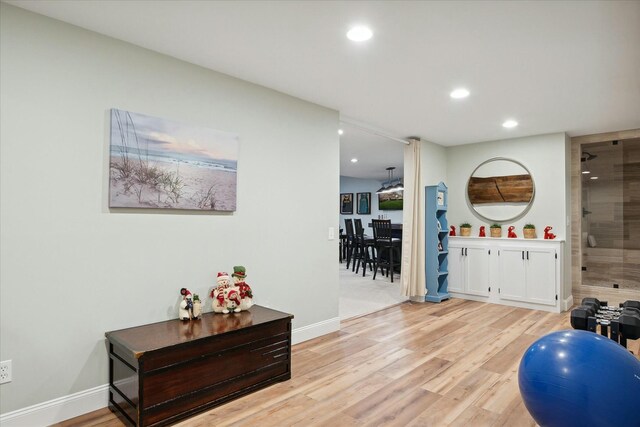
[479, 226, 486, 237]
[210, 272, 231, 314]
[179, 288, 194, 320]
[232, 266, 254, 311]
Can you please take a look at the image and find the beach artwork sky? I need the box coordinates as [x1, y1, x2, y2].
[109, 109, 238, 211]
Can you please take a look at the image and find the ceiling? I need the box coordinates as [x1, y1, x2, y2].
[7, 1, 640, 181]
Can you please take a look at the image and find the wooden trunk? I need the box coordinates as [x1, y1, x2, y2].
[106, 305, 293, 427]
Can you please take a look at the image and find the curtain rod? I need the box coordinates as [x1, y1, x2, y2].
[339, 117, 414, 145]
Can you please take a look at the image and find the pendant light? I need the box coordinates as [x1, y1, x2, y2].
[376, 167, 402, 194]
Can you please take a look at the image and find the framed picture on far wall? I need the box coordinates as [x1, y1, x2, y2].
[340, 193, 353, 214]
[356, 192, 371, 215]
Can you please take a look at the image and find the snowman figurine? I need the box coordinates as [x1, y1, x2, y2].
[232, 266, 254, 311]
[179, 288, 194, 320]
[210, 272, 231, 314]
[224, 287, 242, 313]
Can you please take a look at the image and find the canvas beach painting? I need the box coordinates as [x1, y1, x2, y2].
[109, 109, 238, 211]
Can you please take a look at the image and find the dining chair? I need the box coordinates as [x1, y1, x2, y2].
[371, 219, 402, 282]
[344, 219, 355, 269]
[353, 218, 375, 276]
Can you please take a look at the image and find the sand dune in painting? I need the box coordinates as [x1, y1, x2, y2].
[109, 156, 236, 211]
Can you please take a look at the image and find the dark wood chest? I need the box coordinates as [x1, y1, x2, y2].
[106, 305, 293, 426]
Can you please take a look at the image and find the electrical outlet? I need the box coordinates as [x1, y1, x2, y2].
[0, 360, 12, 384]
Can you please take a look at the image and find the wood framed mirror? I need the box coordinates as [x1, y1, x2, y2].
[466, 157, 535, 222]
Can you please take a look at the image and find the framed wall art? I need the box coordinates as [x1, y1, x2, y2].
[340, 193, 353, 215]
[356, 192, 371, 215]
[109, 108, 238, 211]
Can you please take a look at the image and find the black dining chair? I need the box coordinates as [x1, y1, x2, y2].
[371, 219, 402, 282]
[344, 219, 356, 269]
[353, 218, 375, 276]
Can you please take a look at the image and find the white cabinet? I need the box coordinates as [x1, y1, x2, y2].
[448, 237, 565, 313]
[448, 242, 490, 297]
[497, 246, 556, 306]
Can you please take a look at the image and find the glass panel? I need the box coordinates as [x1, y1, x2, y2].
[581, 138, 639, 291]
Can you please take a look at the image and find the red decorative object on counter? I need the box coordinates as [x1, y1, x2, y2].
[479, 226, 486, 237]
[544, 226, 556, 240]
[449, 225, 456, 236]
[508, 226, 517, 238]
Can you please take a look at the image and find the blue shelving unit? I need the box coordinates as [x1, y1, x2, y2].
[425, 182, 450, 303]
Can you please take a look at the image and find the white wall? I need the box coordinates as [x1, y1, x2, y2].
[445, 133, 571, 305]
[446, 133, 568, 239]
[0, 4, 339, 415]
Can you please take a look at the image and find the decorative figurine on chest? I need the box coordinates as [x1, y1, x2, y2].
[179, 288, 194, 320]
[508, 226, 517, 238]
[449, 225, 456, 236]
[233, 266, 254, 311]
[210, 272, 231, 313]
[192, 294, 202, 319]
[479, 226, 486, 237]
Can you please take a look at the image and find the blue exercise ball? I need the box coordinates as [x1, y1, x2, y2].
[518, 329, 640, 427]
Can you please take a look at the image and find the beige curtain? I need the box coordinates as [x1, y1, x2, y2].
[401, 139, 425, 298]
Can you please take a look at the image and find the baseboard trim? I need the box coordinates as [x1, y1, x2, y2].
[0, 383, 109, 427]
[0, 317, 341, 425]
[562, 295, 574, 311]
[292, 316, 340, 345]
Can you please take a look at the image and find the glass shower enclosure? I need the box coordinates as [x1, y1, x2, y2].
[581, 138, 639, 291]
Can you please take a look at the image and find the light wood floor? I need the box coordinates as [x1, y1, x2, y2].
[55, 299, 640, 427]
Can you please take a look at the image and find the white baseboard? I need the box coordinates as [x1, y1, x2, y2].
[292, 316, 340, 345]
[0, 383, 109, 427]
[562, 295, 574, 311]
[0, 317, 341, 426]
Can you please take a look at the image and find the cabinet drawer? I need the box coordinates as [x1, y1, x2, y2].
[142, 320, 289, 371]
[144, 362, 289, 426]
[142, 332, 290, 407]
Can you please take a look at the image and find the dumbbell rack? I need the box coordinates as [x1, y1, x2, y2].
[586, 305, 628, 347]
[571, 298, 640, 350]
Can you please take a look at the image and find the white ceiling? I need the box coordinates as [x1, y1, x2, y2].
[7, 0, 640, 181]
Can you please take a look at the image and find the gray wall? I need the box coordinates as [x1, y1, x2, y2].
[0, 4, 339, 413]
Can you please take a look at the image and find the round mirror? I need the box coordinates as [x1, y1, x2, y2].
[466, 157, 535, 222]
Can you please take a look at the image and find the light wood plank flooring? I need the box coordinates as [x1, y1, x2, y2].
[55, 299, 640, 427]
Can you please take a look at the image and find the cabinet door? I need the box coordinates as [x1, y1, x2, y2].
[526, 248, 557, 306]
[447, 244, 465, 292]
[466, 247, 490, 297]
[498, 247, 527, 302]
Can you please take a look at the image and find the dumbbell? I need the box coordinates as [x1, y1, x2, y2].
[571, 305, 596, 330]
[582, 298, 609, 315]
[618, 306, 640, 340]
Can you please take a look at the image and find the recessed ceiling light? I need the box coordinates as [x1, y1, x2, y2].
[590, 176, 599, 180]
[338, 129, 344, 135]
[582, 170, 591, 174]
[502, 120, 518, 128]
[347, 26, 373, 42]
[351, 158, 358, 163]
[450, 88, 470, 99]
